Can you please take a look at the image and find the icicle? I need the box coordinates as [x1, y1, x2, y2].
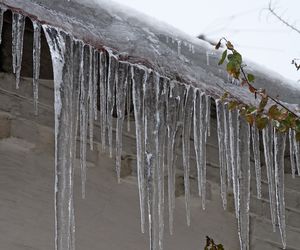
[0, 7, 7, 45]
[223, 104, 232, 188]
[229, 108, 239, 218]
[193, 90, 208, 210]
[182, 85, 194, 225]
[99, 51, 107, 151]
[292, 129, 300, 175]
[237, 116, 251, 250]
[251, 125, 262, 199]
[274, 130, 287, 249]
[107, 51, 118, 158]
[43, 25, 77, 250]
[262, 124, 277, 232]
[177, 40, 181, 56]
[79, 44, 90, 199]
[166, 81, 185, 234]
[88, 46, 94, 151]
[144, 71, 160, 250]
[12, 13, 25, 89]
[93, 50, 99, 121]
[289, 129, 296, 178]
[115, 62, 129, 183]
[215, 99, 227, 210]
[206, 95, 211, 137]
[126, 71, 132, 132]
[155, 75, 167, 250]
[32, 21, 41, 115]
[132, 65, 147, 233]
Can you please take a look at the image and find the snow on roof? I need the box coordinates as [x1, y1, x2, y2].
[2, 0, 300, 107]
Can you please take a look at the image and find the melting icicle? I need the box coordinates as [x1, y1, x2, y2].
[115, 62, 129, 183]
[182, 85, 194, 225]
[274, 130, 287, 249]
[193, 90, 208, 210]
[99, 51, 107, 151]
[223, 104, 232, 188]
[166, 81, 185, 234]
[251, 125, 262, 199]
[107, 51, 118, 157]
[291, 129, 300, 175]
[79, 44, 90, 199]
[229, 108, 239, 218]
[215, 99, 227, 210]
[155, 75, 167, 250]
[88, 46, 94, 151]
[126, 71, 132, 132]
[289, 129, 296, 178]
[206, 95, 211, 137]
[262, 124, 277, 232]
[93, 50, 99, 121]
[0, 7, 7, 45]
[32, 21, 41, 115]
[43, 25, 77, 250]
[12, 13, 25, 89]
[132, 65, 147, 233]
[237, 116, 251, 250]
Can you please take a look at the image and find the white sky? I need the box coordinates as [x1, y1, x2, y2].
[112, 0, 300, 83]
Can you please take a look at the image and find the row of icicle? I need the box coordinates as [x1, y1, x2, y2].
[0, 6, 299, 250]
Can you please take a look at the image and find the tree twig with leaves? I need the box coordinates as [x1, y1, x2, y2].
[204, 236, 224, 250]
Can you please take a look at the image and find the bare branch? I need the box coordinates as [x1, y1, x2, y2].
[268, 1, 300, 35]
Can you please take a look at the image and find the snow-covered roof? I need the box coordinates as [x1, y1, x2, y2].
[3, 0, 300, 107]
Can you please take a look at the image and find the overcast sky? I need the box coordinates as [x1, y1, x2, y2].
[112, 0, 300, 84]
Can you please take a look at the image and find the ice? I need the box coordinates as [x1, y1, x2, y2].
[291, 129, 300, 175]
[262, 124, 277, 232]
[155, 75, 167, 249]
[0, 7, 7, 45]
[182, 85, 194, 225]
[166, 81, 185, 234]
[107, 51, 118, 158]
[237, 116, 250, 250]
[115, 62, 129, 183]
[251, 125, 262, 199]
[12, 13, 25, 89]
[99, 51, 107, 151]
[215, 99, 227, 210]
[274, 130, 287, 249]
[289, 129, 296, 178]
[43, 25, 77, 250]
[79, 44, 90, 199]
[193, 90, 208, 210]
[206, 95, 211, 137]
[206, 51, 210, 66]
[177, 40, 181, 56]
[229, 109, 239, 218]
[88, 46, 94, 151]
[223, 104, 232, 188]
[93, 50, 99, 121]
[132, 65, 147, 233]
[126, 69, 132, 132]
[32, 20, 41, 115]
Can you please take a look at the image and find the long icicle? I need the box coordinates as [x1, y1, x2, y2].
[237, 116, 251, 250]
[32, 20, 41, 115]
[88, 46, 94, 151]
[99, 51, 107, 151]
[251, 125, 262, 199]
[215, 99, 227, 210]
[43, 25, 76, 250]
[262, 124, 277, 232]
[223, 103, 232, 188]
[132, 65, 147, 234]
[115, 62, 129, 183]
[289, 129, 296, 178]
[79, 44, 90, 199]
[93, 50, 99, 121]
[206, 95, 211, 137]
[182, 85, 194, 225]
[12, 13, 25, 89]
[274, 130, 287, 249]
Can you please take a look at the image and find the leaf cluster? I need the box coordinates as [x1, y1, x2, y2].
[216, 39, 300, 139]
[204, 236, 224, 250]
[292, 58, 300, 71]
